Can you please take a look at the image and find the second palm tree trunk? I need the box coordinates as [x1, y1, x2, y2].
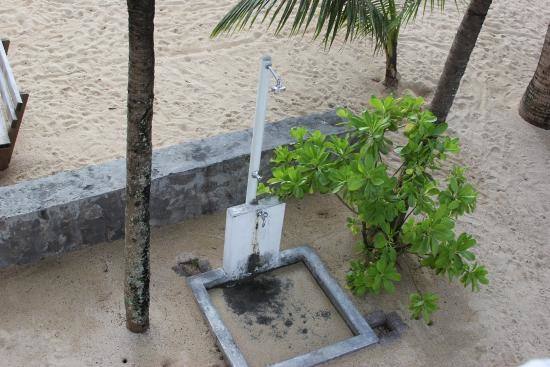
[430, 0, 493, 122]
[519, 24, 550, 129]
[384, 32, 399, 89]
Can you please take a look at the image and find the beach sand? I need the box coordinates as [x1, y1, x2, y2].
[0, 0, 546, 185]
[1, 191, 549, 366]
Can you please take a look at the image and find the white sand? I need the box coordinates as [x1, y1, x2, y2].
[1, 0, 546, 185]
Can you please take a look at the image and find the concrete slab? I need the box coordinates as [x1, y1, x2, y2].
[209, 262, 354, 366]
[187, 246, 378, 367]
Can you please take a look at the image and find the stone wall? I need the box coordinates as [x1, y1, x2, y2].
[0, 111, 344, 268]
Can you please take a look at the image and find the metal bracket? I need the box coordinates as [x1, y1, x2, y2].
[251, 170, 263, 181]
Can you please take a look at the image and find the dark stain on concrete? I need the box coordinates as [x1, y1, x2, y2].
[221, 275, 287, 317]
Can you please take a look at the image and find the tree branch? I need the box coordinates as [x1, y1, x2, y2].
[392, 162, 405, 177]
[335, 193, 358, 215]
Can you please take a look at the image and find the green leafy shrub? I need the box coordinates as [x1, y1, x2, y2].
[259, 95, 488, 323]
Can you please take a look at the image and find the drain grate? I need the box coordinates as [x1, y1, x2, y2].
[365, 310, 408, 344]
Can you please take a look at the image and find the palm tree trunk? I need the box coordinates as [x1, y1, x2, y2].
[519, 24, 550, 129]
[125, 0, 155, 333]
[383, 35, 398, 89]
[430, 0, 492, 122]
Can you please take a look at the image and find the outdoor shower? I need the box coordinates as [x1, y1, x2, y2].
[221, 55, 289, 280]
[187, 56, 378, 367]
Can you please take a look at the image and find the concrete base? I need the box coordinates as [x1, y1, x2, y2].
[187, 246, 379, 367]
[0, 111, 344, 268]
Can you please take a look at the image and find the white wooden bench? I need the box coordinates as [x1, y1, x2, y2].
[0, 39, 28, 170]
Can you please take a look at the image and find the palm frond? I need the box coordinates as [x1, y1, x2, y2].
[346, 0, 393, 48]
[211, 0, 459, 49]
[400, 0, 461, 26]
[212, 0, 370, 47]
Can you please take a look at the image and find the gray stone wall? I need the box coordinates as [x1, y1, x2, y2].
[0, 111, 344, 268]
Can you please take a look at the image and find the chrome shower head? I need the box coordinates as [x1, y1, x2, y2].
[271, 81, 286, 94]
[267, 65, 286, 94]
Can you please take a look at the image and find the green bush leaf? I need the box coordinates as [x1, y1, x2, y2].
[263, 95, 487, 323]
[370, 96, 385, 112]
[409, 292, 439, 324]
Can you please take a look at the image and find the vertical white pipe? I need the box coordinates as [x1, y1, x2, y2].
[246, 55, 272, 204]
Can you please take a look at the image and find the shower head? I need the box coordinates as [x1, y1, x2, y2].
[267, 65, 286, 94]
[271, 82, 286, 94]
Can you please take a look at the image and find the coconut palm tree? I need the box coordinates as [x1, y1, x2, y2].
[519, 24, 550, 129]
[125, 0, 155, 333]
[212, 0, 453, 88]
[430, 0, 492, 122]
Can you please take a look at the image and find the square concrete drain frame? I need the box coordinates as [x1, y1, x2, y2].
[187, 245, 379, 367]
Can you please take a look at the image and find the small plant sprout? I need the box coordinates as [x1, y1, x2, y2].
[409, 292, 439, 325]
[259, 95, 489, 323]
